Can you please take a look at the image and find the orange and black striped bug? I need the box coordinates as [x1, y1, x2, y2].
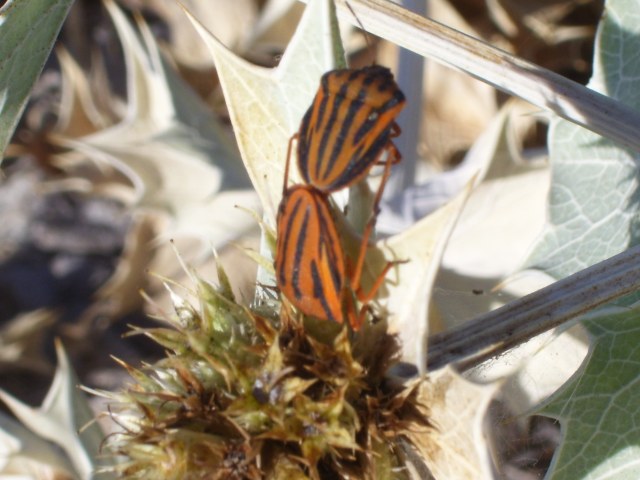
[274, 66, 405, 331]
[293, 65, 405, 192]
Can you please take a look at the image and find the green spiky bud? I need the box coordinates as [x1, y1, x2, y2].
[104, 265, 431, 479]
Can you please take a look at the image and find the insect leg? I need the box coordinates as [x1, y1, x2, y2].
[379, 142, 402, 167]
[349, 147, 396, 296]
[282, 133, 299, 196]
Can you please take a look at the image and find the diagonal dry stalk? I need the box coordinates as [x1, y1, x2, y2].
[427, 245, 640, 371]
[323, 0, 640, 153]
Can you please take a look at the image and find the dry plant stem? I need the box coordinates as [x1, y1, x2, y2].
[427, 245, 640, 371]
[330, 0, 640, 153]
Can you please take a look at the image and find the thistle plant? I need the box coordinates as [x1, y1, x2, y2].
[102, 254, 431, 480]
[98, 0, 437, 476]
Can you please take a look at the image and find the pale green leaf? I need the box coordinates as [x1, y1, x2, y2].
[0, 340, 111, 479]
[0, 0, 74, 160]
[525, 0, 640, 279]
[540, 306, 640, 480]
[384, 182, 472, 372]
[184, 0, 344, 223]
[408, 368, 497, 479]
[435, 103, 549, 330]
[522, 1, 640, 478]
[424, 102, 577, 422]
[0, 411, 76, 478]
[57, 0, 257, 247]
